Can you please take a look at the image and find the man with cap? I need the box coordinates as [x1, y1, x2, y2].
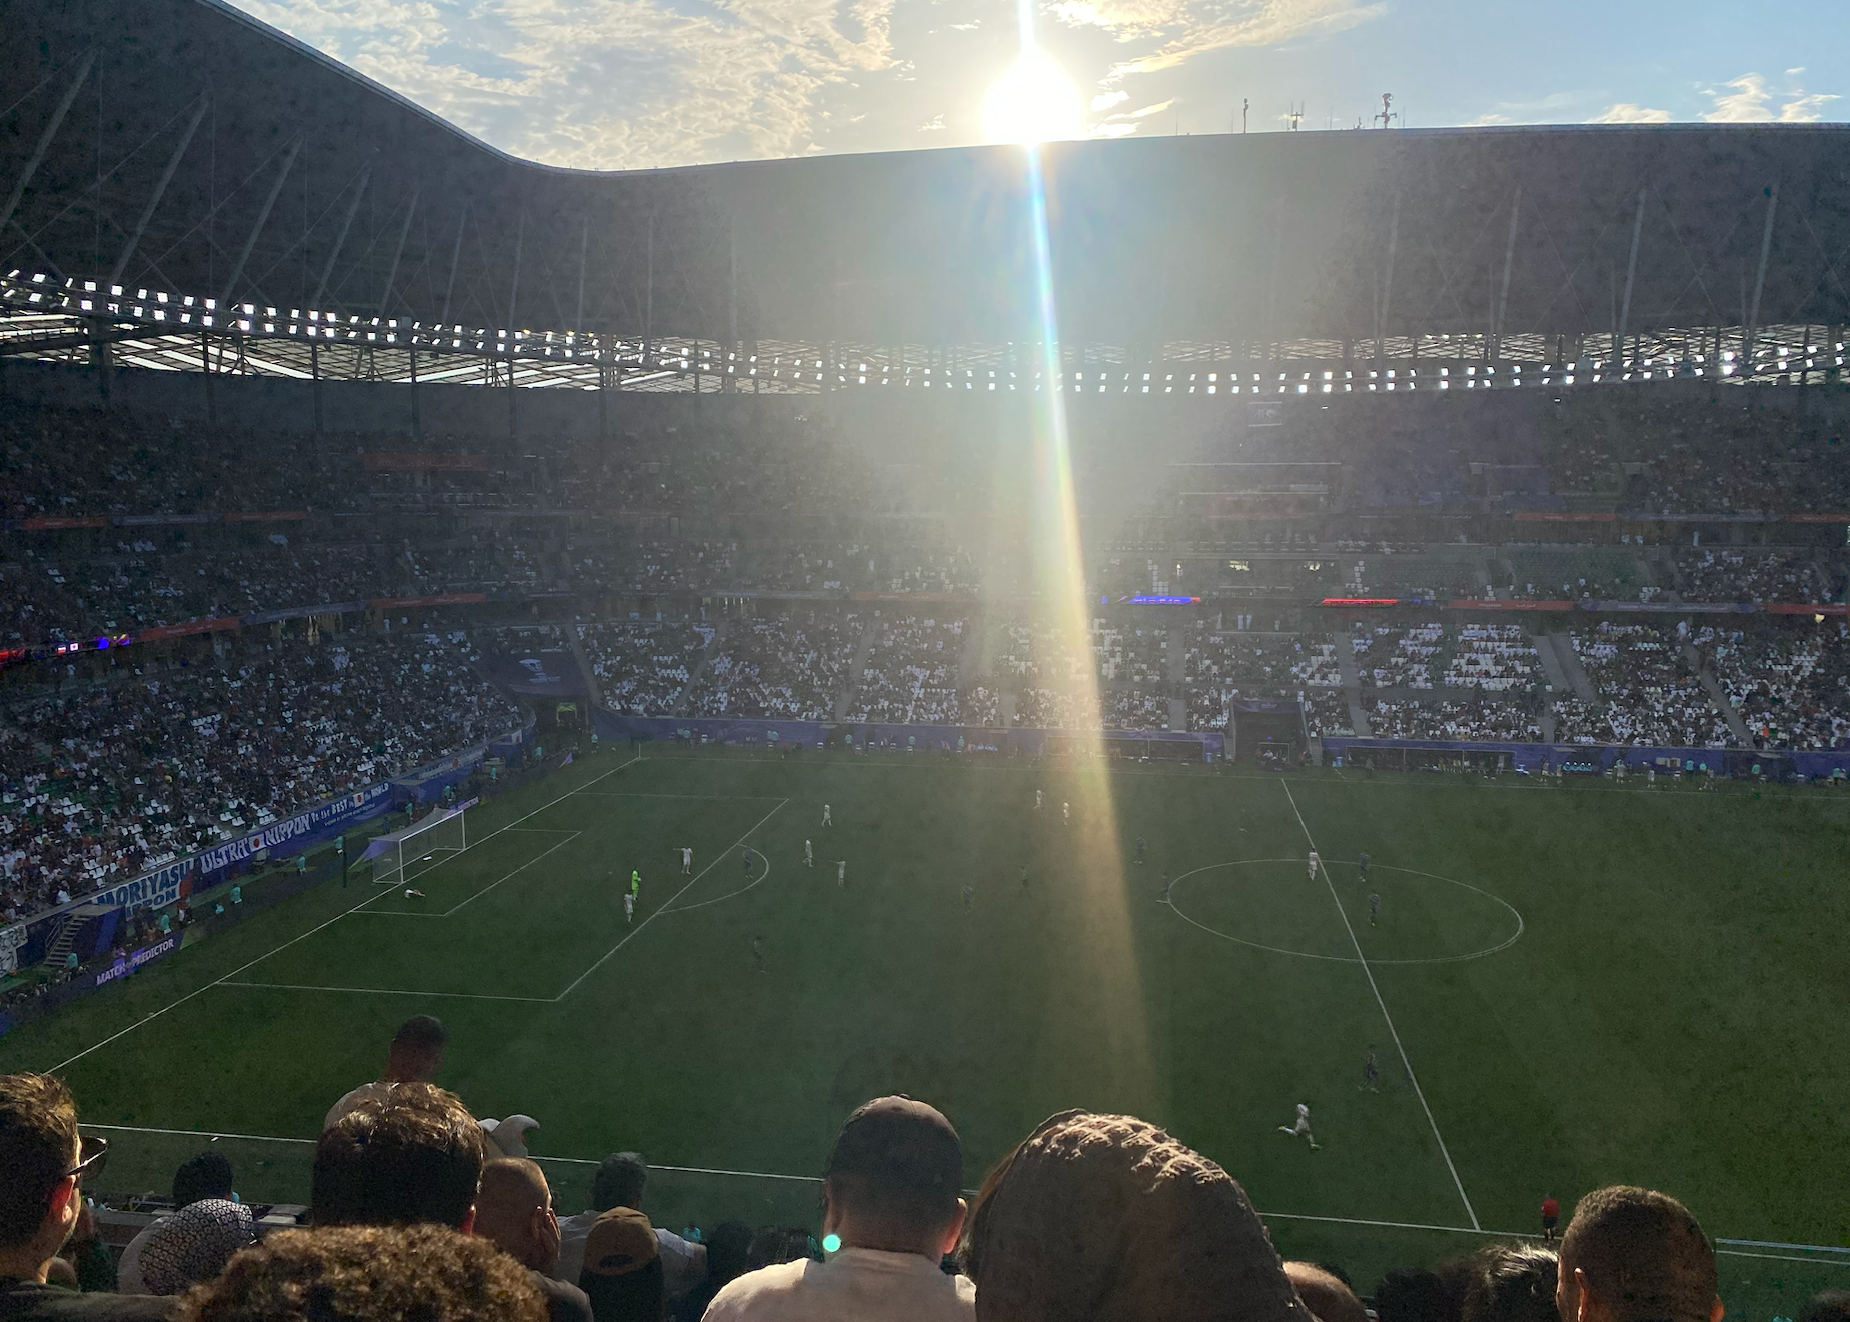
[553, 1153, 705, 1304]
[577, 1206, 664, 1322]
[323, 1015, 450, 1130]
[704, 1095, 974, 1321]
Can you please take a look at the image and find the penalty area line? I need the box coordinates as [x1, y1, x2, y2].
[1280, 778, 1482, 1232]
[550, 799, 788, 1001]
[43, 754, 645, 1075]
[661, 851, 774, 914]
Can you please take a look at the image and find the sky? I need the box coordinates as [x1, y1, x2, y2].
[225, 0, 1850, 171]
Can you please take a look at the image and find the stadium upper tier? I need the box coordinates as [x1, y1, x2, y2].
[5, 0, 1850, 380]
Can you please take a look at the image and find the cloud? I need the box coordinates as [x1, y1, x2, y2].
[919, 113, 946, 130]
[1049, 0, 1383, 80]
[227, 0, 901, 170]
[1091, 88, 1130, 111]
[1702, 72, 1839, 123]
[1589, 102, 1671, 123]
[1778, 91, 1840, 122]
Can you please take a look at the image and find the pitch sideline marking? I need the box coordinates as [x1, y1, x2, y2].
[68, 1123, 1850, 1267]
[1280, 778, 1482, 1232]
[43, 755, 644, 1073]
[218, 982, 553, 1003]
[572, 792, 787, 800]
[1166, 859, 1524, 965]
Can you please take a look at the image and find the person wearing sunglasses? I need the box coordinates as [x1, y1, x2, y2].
[0, 1073, 178, 1320]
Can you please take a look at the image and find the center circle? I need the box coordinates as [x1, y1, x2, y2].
[1166, 859, 1524, 965]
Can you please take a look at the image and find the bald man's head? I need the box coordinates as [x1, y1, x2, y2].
[1285, 1262, 1368, 1322]
[1558, 1187, 1721, 1322]
[473, 1158, 558, 1274]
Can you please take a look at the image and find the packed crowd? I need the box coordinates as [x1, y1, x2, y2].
[1673, 548, 1842, 605]
[580, 620, 714, 716]
[1368, 695, 1543, 742]
[557, 418, 889, 515]
[0, 632, 520, 920]
[564, 539, 978, 599]
[847, 617, 967, 726]
[1181, 631, 1299, 711]
[1555, 624, 1730, 748]
[1441, 626, 1541, 694]
[0, 529, 581, 647]
[1355, 624, 1443, 689]
[0, 1016, 1803, 1322]
[1536, 395, 1850, 516]
[0, 402, 346, 519]
[1699, 623, 1850, 750]
[684, 612, 863, 722]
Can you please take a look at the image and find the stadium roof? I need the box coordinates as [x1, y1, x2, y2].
[5, 0, 1850, 362]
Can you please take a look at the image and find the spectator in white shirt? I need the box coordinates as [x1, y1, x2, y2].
[703, 1095, 973, 1322]
[323, 1015, 448, 1131]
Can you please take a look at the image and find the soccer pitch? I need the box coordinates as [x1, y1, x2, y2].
[4, 747, 1847, 1312]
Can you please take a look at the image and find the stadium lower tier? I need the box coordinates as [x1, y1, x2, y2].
[0, 629, 520, 922]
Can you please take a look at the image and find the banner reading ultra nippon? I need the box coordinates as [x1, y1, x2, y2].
[89, 783, 393, 915]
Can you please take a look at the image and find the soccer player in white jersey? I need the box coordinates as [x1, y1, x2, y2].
[1062, 801, 1070, 826]
[1307, 850, 1321, 881]
[623, 890, 635, 924]
[680, 846, 692, 874]
[822, 804, 832, 827]
[804, 839, 814, 868]
[1035, 789, 1043, 811]
[1277, 1102, 1320, 1150]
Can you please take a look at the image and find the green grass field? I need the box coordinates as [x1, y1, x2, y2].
[4, 748, 1848, 1315]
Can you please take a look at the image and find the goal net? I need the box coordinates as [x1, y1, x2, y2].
[361, 806, 467, 887]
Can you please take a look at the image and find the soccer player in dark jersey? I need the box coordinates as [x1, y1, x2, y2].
[1359, 850, 1371, 880]
[1368, 892, 1382, 926]
[1135, 836, 1147, 864]
[1361, 1046, 1381, 1092]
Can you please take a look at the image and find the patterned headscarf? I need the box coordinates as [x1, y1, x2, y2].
[139, 1198, 257, 1295]
[965, 1111, 1315, 1322]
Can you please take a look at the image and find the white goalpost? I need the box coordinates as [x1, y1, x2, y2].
[361, 806, 468, 887]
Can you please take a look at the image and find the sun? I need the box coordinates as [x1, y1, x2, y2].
[982, 49, 1085, 145]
